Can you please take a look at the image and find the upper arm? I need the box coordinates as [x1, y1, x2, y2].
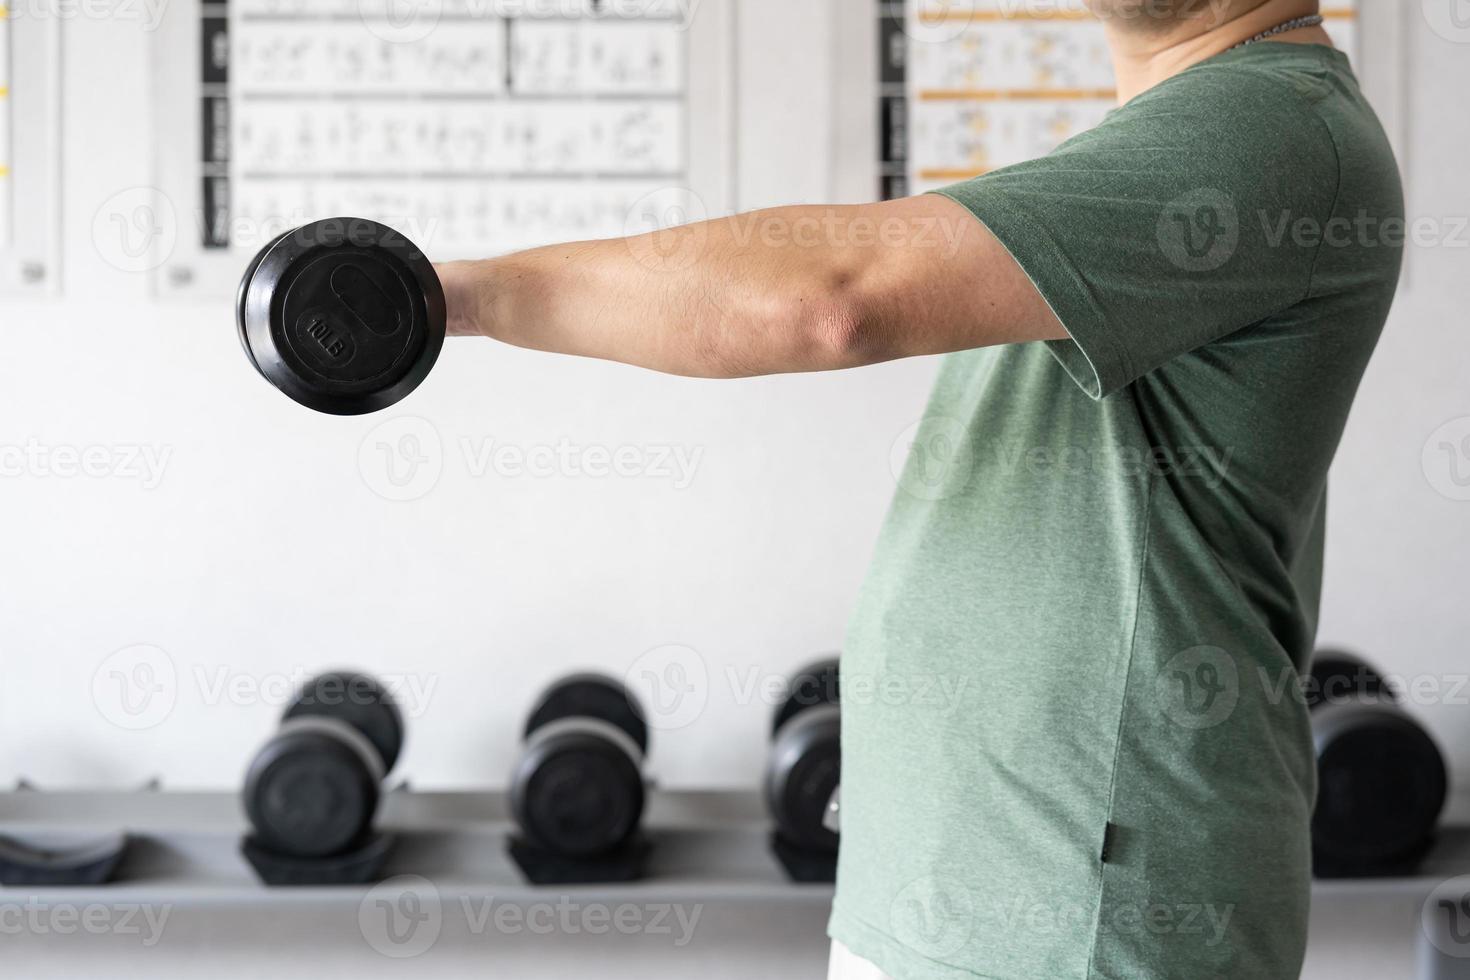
[844, 194, 1069, 362]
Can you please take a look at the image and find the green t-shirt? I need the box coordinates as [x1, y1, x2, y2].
[829, 43, 1403, 980]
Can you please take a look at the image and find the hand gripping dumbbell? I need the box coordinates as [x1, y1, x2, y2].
[1307, 650, 1446, 877]
[510, 674, 649, 862]
[765, 659, 841, 876]
[243, 671, 405, 861]
[237, 217, 445, 416]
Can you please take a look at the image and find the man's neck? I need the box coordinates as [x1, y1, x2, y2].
[1104, 0, 1329, 104]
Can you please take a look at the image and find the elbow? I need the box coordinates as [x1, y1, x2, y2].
[808, 293, 870, 369]
[693, 264, 885, 379]
[792, 268, 883, 371]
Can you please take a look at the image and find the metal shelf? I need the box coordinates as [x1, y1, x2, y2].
[0, 790, 833, 904]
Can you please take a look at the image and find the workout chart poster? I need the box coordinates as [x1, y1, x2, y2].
[200, 0, 691, 258]
[880, 0, 1360, 199]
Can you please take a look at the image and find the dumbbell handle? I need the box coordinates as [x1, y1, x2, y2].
[276, 716, 386, 782]
[526, 716, 646, 769]
[823, 786, 841, 834]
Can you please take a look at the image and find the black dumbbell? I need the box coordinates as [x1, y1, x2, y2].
[765, 659, 841, 853]
[510, 674, 649, 860]
[243, 671, 405, 859]
[1308, 650, 1446, 876]
[237, 217, 445, 416]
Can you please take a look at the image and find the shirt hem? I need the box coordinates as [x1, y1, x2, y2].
[828, 903, 1020, 980]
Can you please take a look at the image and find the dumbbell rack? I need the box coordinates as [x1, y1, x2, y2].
[0, 789, 841, 978]
[0, 788, 824, 898]
[9, 788, 1470, 898]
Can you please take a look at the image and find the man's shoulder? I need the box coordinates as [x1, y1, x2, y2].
[1112, 51, 1341, 139]
[1057, 47, 1377, 202]
[1121, 45, 1389, 160]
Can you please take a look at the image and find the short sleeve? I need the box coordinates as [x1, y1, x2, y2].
[935, 67, 1340, 399]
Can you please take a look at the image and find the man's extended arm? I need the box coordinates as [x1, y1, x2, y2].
[435, 194, 1066, 379]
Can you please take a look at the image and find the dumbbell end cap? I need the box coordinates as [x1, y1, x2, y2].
[237, 217, 446, 416]
[511, 735, 646, 860]
[1313, 704, 1447, 868]
[243, 728, 381, 860]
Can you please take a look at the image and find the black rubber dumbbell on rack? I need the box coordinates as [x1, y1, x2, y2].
[765, 658, 841, 882]
[240, 671, 405, 885]
[508, 674, 652, 884]
[1308, 649, 1447, 878]
[237, 217, 446, 416]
